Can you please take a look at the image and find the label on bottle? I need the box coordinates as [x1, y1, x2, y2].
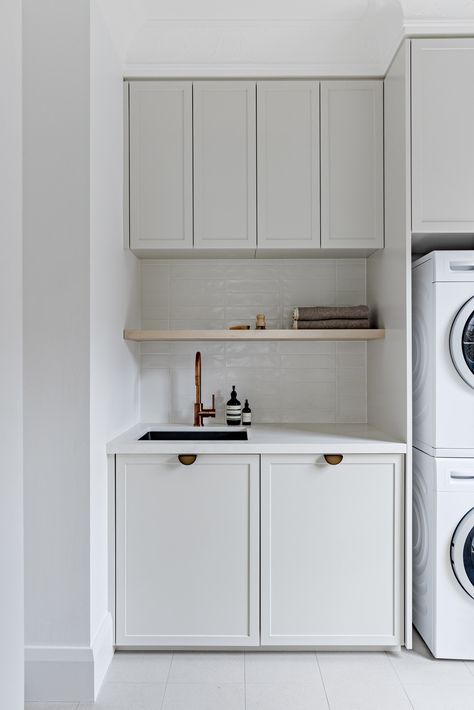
[226, 404, 242, 424]
[242, 412, 252, 425]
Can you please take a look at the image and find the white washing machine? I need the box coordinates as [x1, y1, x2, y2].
[413, 251, 474, 456]
[413, 448, 474, 659]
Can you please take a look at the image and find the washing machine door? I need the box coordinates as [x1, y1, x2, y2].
[450, 296, 474, 389]
[451, 507, 474, 599]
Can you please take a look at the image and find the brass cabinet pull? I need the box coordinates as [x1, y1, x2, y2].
[178, 454, 197, 466]
[324, 454, 343, 465]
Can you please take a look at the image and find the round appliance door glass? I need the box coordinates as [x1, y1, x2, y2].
[451, 507, 474, 599]
[449, 296, 474, 388]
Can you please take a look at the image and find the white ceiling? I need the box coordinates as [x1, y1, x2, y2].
[98, 0, 474, 76]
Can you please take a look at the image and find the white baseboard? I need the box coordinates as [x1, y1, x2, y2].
[25, 612, 114, 702]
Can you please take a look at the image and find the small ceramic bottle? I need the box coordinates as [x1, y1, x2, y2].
[256, 313, 266, 329]
[226, 386, 242, 426]
[242, 399, 252, 426]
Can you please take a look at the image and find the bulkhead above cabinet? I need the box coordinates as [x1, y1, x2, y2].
[125, 79, 384, 258]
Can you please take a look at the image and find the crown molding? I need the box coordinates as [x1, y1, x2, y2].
[120, 14, 474, 80]
[403, 19, 474, 35]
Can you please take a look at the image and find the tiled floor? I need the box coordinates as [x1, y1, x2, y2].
[25, 630, 474, 710]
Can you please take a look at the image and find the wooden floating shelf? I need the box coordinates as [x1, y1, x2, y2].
[124, 329, 385, 342]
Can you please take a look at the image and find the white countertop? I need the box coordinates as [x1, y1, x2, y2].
[107, 423, 406, 455]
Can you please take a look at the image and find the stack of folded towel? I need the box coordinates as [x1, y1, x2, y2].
[292, 305, 370, 329]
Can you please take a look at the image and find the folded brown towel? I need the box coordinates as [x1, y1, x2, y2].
[293, 319, 370, 329]
[293, 305, 369, 321]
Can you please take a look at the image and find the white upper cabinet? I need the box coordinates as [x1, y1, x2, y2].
[257, 81, 320, 249]
[411, 39, 474, 234]
[193, 81, 257, 250]
[321, 81, 384, 249]
[127, 79, 384, 255]
[129, 82, 193, 251]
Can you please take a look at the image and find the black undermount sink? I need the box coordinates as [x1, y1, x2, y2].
[139, 430, 248, 441]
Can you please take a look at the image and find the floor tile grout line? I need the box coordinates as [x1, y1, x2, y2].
[159, 651, 174, 710]
[384, 650, 416, 709]
[243, 650, 247, 710]
[315, 652, 331, 710]
[464, 660, 474, 677]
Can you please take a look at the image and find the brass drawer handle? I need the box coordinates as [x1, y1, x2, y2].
[178, 454, 197, 466]
[324, 454, 343, 465]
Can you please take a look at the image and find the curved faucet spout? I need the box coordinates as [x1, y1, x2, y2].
[195, 351, 201, 404]
[193, 350, 216, 427]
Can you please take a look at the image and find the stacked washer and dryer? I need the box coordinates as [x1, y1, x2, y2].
[413, 251, 474, 659]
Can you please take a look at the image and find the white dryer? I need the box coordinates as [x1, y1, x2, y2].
[413, 448, 474, 659]
[413, 251, 474, 456]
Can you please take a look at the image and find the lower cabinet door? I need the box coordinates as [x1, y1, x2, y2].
[260, 454, 403, 646]
[116, 454, 260, 646]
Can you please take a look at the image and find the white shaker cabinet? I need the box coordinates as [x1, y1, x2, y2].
[193, 82, 257, 250]
[411, 39, 474, 234]
[257, 81, 320, 249]
[115, 454, 260, 646]
[321, 81, 383, 249]
[129, 82, 193, 251]
[260, 454, 403, 646]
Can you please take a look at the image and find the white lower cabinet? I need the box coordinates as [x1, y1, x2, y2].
[260, 454, 403, 646]
[115, 452, 403, 648]
[115, 454, 260, 646]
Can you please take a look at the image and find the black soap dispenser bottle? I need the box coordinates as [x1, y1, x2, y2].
[226, 386, 242, 426]
[242, 399, 252, 426]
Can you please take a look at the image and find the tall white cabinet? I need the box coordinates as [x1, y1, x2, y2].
[129, 82, 193, 251]
[257, 81, 320, 249]
[411, 38, 474, 234]
[260, 454, 403, 646]
[321, 81, 384, 249]
[193, 82, 257, 250]
[115, 454, 260, 646]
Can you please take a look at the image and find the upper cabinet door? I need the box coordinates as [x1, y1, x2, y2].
[412, 39, 474, 234]
[257, 81, 320, 249]
[129, 82, 193, 251]
[194, 82, 257, 250]
[321, 81, 383, 249]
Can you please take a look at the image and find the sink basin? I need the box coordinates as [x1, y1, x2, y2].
[139, 430, 248, 441]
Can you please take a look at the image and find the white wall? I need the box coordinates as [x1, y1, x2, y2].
[140, 259, 368, 425]
[23, 1, 140, 700]
[23, 0, 91, 648]
[23, 0, 96, 700]
[90, 0, 140, 664]
[0, 1, 23, 708]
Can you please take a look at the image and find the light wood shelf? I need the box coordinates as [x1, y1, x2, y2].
[124, 329, 385, 342]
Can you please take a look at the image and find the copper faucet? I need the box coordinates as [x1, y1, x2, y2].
[194, 351, 216, 426]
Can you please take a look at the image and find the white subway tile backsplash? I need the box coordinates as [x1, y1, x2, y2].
[281, 368, 337, 383]
[280, 353, 335, 369]
[139, 259, 368, 424]
[336, 290, 366, 306]
[140, 318, 170, 330]
[139, 369, 170, 422]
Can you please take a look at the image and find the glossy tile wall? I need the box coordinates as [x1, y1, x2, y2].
[139, 259, 367, 424]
